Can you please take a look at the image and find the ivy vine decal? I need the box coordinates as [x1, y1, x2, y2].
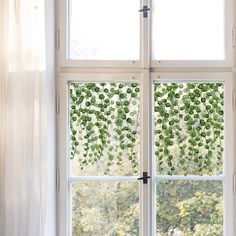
[70, 82, 140, 175]
[154, 83, 224, 176]
[70, 82, 224, 176]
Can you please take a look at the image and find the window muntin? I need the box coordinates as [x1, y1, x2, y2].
[152, 0, 225, 61]
[68, 0, 140, 60]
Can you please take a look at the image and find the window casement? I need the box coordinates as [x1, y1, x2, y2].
[58, 0, 234, 68]
[56, 0, 236, 236]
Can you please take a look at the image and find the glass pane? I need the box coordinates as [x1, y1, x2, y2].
[153, 0, 225, 60]
[154, 83, 224, 176]
[69, 0, 140, 60]
[72, 181, 139, 236]
[156, 180, 223, 236]
[70, 82, 140, 176]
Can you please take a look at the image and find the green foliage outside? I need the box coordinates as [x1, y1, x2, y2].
[70, 82, 224, 236]
[156, 180, 223, 236]
[72, 181, 139, 236]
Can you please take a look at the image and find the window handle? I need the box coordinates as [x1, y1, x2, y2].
[138, 6, 151, 18]
[138, 172, 151, 184]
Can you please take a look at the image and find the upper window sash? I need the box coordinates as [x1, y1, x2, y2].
[58, 0, 233, 68]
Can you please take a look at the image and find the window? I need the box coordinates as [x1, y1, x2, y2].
[57, 0, 235, 235]
[68, 0, 140, 61]
[151, 75, 233, 236]
[152, 0, 225, 60]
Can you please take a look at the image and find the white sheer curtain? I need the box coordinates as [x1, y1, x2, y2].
[0, 0, 56, 235]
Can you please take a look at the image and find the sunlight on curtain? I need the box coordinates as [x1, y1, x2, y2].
[0, 0, 55, 235]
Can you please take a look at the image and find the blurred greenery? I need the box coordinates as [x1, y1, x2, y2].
[72, 181, 139, 236]
[72, 180, 223, 236]
[156, 180, 222, 236]
[70, 82, 224, 236]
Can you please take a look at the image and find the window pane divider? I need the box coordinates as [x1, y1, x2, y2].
[155, 174, 224, 181]
[69, 176, 139, 182]
[69, 175, 224, 182]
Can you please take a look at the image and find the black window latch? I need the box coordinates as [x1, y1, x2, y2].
[138, 6, 151, 18]
[138, 172, 151, 184]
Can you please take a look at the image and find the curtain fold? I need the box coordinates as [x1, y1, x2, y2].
[0, 0, 55, 235]
[0, 0, 8, 233]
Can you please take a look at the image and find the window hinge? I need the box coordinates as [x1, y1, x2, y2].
[56, 170, 60, 191]
[233, 172, 236, 193]
[232, 26, 236, 48]
[56, 29, 61, 50]
[56, 92, 60, 114]
[232, 89, 236, 110]
[138, 6, 151, 18]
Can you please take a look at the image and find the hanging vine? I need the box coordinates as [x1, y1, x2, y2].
[154, 83, 224, 176]
[70, 82, 223, 176]
[70, 82, 140, 174]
